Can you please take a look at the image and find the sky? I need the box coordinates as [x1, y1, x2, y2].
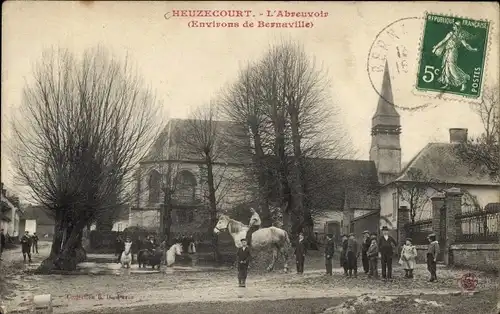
[1, 1, 499, 200]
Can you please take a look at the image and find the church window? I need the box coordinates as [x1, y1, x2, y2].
[174, 170, 197, 203]
[148, 170, 161, 204]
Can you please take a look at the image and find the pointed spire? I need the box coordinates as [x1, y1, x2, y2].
[372, 61, 400, 127]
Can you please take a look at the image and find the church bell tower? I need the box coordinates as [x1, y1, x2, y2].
[369, 62, 402, 184]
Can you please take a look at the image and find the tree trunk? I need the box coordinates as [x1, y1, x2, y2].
[37, 218, 87, 274]
[253, 132, 271, 227]
[205, 154, 220, 261]
[163, 190, 173, 244]
[290, 111, 307, 235]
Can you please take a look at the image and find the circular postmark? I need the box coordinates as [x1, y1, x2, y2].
[458, 272, 478, 291]
[367, 16, 436, 112]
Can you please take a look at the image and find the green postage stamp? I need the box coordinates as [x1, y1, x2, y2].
[416, 13, 490, 98]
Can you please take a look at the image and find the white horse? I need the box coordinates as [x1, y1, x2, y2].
[214, 214, 291, 272]
[120, 241, 133, 268]
[165, 243, 183, 267]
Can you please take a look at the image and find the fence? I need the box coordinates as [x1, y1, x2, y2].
[455, 204, 500, 243]
[406, 219, 433, 245]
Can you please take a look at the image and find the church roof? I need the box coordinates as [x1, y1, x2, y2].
[304, 159, 381, 210]
[395, 143, 499, 186]
[372, 62, 400, 127]
[142, 119, 252, 164]
[265, 158, 380, 211]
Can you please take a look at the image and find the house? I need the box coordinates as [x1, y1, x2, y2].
[0, 183, 23, 238]
[20, 205, 55, 238]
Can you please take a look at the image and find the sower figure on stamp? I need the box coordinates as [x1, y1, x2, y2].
[31, 232, 39, 254]
[20, 231, 32, 263]
[346, 233, 359, 278]
[246, 207, 261, 246]
[378, 226, 397, 280]
[427, 233, 440, 282]
[324, 233, 335, 276]
[432, 21, 478, 92]
[237, 238, 251, 287]
[294, 232, 307, 274]
[340, 234, 349, 276]
[367, 235, 379, 278]
[361, 230, 371, 274]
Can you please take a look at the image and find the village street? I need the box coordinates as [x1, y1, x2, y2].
[1, 241, 498, 314]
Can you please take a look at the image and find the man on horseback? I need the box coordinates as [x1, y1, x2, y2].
[246, 207, 261, 246]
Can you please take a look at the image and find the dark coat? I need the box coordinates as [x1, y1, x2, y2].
[237, 247, 251, 264]
[294, 240, 307, 257]
[362, 237, 371, 253]
[324, 239, 335, 258]
[32, 234, 39, 243]
[346, 238, 359, 256]
[0, 233, 5, 247]
[20, 235, 32, 250]
[378, 235, 397, 255]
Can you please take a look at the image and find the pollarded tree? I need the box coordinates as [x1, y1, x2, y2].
[9, 47, 160, 272]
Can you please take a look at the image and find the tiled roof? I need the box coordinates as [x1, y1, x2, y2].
[395, 143, 499, 186]
[22, 205, 55, 225]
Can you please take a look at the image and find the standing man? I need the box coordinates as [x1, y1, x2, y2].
[340, 234, 349, 276]
[237, 238, 251, 287]
[0, 228, 6, 261]
[361, 230, 371, 274]
[246, 207, 261, 246]
[20, 231, 32, 263]
[31, 232, 39, 254]
[378, 226, 397, 280]
[324, 233, 335, 276]
[294, 232, 307, 274]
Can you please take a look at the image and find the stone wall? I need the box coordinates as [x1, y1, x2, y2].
[414, 243, 499, 273]
[450, 243, 500, 273]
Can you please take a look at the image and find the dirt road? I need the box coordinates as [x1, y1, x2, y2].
[1, 241, 497, 314]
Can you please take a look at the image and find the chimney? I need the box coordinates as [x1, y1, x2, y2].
[449, 128, 468, 143]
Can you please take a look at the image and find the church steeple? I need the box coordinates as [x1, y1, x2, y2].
[369, 62, 402, 184]
[372, 61, 401, 131]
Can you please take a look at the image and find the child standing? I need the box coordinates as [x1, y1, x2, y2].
[366, 237, 379, 278]
[340, 234, 349, 276]
[400, 238, 417, 278]
[426, 233, 440, 282]
[346, 233, 359, 278]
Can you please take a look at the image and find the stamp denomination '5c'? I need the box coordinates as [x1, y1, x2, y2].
[416, 13, 490, 98]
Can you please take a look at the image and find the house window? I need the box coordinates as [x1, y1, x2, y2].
[174, 171, 197, 203]
[392, 192, 398, 218]
[148, 170, 161, 204]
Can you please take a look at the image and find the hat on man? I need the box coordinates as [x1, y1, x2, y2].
[326, 233, 333, 238]
[427, 233, 436, 239]
[406, 238, 413, 243]
[348, 233, 355, 237]
[363, 230, 370, 235]
[381, 226, 389, 231]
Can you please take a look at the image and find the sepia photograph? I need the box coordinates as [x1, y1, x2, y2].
[1, 2, 499, 314]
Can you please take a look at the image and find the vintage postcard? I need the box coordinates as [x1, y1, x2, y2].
[1, 2, 498, 314]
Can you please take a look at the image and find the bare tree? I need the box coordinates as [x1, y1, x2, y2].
[179, 105, 227, 259]
[396, 168, 438, 223]
[457, 85, 500, 182]
[9, 47, 160, 271]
